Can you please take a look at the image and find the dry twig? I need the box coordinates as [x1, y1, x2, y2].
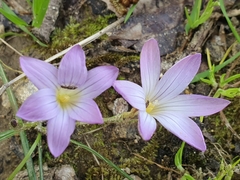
[0, 17, 124, 95]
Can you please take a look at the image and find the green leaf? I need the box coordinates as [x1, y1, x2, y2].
[219, 0, 240, 43]
[0, 31, 23, 38]
[192, 51, 240, 83]
[185, 0, 219, 34]
[174, 142, 185, 172]
[8, 133, 41, 180]
[19, 25, 48, 47]
[219, 88, 240, 98]
[25, 0, 32, 7]
[38, 132, 44, 180]
[181, 173, 196, 180]
[200, 78, 213, 85]
[192, 0, 201, 21]
[0, 2, 28, 26]
[124, 4, 137, 23]
[0, 129, 18, 142]
[185, 0, 201, 34]
[32, 0, 50, 27]
[192, 0, 218, 28]
[0, 62, 37, 179]
[184, 7, 192, 34]
[221, 74, 240, 87]
[0, 2, 48, 46]
[219, 73, 226, 87]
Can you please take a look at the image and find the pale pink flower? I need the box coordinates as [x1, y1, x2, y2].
[17, 45, 119, 157]
[113, 39, 230, 151]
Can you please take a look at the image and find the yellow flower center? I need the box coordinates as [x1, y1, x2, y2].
[58, 94, 70, 103]
[146, 102, 155, 113]
[56, 88, 79, 108]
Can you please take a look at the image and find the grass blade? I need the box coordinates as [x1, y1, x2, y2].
[0, 61, 36, 179]
[124, 4, 137, 23]
[70, 139, 133, 180]
[219, 0, 240, 43]
[38, 128, 44, 180]
[192, 51, 240, 83]
[8, 133, 41, 180]
[32, 0, 50, 27]
[0, 129, 18, 142]
[19, 25, 48, 47]
[0, 2, 47, 46]
[0, 2, 28, 26]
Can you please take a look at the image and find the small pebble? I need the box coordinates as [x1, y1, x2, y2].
[112, 98, 129, 115]
[54, 165, 77, 180]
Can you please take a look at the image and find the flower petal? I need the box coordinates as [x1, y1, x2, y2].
[151, 53, 201, 103]
[140, 39, 161, 99]
[79, 66, 119, 99]
[138, 111, 157, 140]
[47, 111, 75, 157]
[154, 113, 206, 151]
[58, 45, 87, 87]
[156, 94, 230, 116]
[17, 89, 59, 121]
[20, 56, 58, 89]
[113, 80, 146, 111]
[68, 99, 103, 124]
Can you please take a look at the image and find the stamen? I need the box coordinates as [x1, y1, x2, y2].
[146, 100, 159, 114]
[59, 95, 70, 103]
[56, 88, 80, 108]
[61, 85, 77, 90]
[146, 102, 155, 113]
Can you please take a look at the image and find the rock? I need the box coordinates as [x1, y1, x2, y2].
[54, 165, 78, 180]
[205, 35, 225, 63]
[14, 163, 55, 180]
[13, 164, 77, 180]
[1, 79, 37, 109]
[32, 0, 61, 43]
[110, 0, 185, 55]
[112, 98, 129, 115]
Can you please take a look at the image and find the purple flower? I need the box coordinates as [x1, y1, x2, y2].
[113, 39, 230, 151]
[17, 45, 119, 157]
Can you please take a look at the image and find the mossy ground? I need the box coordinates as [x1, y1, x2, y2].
[7, 4, 240, 179]
[29, 12, 240, 179]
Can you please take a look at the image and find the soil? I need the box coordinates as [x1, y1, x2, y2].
[0, 0, 240, 179]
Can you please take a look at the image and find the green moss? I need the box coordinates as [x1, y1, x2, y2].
[206, 97, 240, 147]
[86, 53, 139, 69]
[50, 14, 116, 52]
[95, 96, 112, 117]
[24, 13, 116, 59]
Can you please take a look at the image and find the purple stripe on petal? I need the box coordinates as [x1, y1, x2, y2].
[68, 99, 103, 124]
[151, 53, 201, 103]
[79, 66, 119, 99]
[47, 111, 75, 157]
[58, 45, 87, 88]
[140, 39, 161, 99]
[20, 56, 58, 89]
[154, 113, 206, 151]
[138, 111, 157, 140]
[16, 89, 59, 121]
[156, 94, 230, 117]
[113, 80, 146, 111]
